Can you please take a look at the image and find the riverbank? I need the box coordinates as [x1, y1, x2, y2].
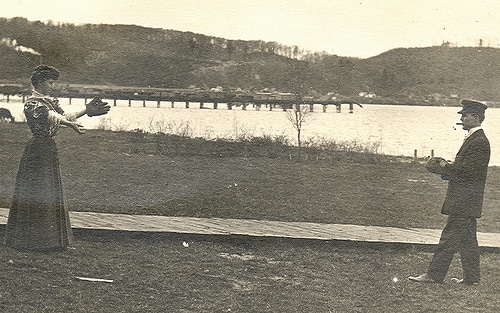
[1, 122, 499, 233]
[4, 99, 500, 165]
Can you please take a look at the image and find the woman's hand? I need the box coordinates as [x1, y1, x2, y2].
[68, 122, 85, 134]
[86, 97, 111, 117]
[61, 119, 85, 134]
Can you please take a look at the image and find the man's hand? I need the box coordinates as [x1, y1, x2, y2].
[439, 159, 449, 167]
[426, 157, 447, 174]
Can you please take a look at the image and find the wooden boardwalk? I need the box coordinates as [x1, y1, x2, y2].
[1, 208, 499, 248]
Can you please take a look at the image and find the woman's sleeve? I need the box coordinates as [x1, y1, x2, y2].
[48, 110, 64, 126]
[64, 112, 78, 121]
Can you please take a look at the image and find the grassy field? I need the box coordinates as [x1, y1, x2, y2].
[1, 123, 499, 232]
[0, 122, 499, 312]
[1, 228, 499, 312]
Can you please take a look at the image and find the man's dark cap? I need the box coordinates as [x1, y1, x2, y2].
[457, 99, 487, 115]
[31, 65, 59, 85]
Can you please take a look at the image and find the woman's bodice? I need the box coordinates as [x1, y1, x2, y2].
[24, 95, 65, 137]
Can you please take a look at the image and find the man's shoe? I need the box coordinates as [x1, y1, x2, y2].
[451, 278, 479, 285]
[408, 273, 441, 283]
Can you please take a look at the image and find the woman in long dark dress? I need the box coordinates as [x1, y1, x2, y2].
[4, 65, 109, 251]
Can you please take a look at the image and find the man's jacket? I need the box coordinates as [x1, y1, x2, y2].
[441, 129, 490, 218]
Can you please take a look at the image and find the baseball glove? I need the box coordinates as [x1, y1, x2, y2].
[425, 157, 446, 174]
[86, 97, 111, 117]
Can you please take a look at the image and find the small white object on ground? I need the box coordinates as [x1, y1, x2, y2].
[76, 276, 114, 283]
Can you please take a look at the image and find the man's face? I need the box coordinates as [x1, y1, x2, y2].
[460, 113, 480, 130]
[37, 78, 57, 95]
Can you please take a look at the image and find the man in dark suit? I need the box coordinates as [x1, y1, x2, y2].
[409, 99, 490, 285]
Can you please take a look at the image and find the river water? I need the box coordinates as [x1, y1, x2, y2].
[3, 96, 500, 166]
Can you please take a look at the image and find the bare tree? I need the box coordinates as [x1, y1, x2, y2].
[285, 59, 314, 161]
[286, 104, 313, 162]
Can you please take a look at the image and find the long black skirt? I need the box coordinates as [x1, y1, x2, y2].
[5, 137, 73, 250]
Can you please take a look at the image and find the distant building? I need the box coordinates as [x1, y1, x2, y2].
[358, 91, 376, 98]
[210, 86, 224, 92]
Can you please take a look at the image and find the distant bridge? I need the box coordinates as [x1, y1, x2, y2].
[0, 83, 363, 113]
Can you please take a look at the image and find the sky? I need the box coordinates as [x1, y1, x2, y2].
[1, 0, 500, 58]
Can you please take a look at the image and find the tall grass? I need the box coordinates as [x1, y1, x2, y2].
[95, 116, 111, 130]
[66, 108, 386, 162]
[95, 116, 132, 132]
[146, 117, 193, 137]
[304, 136, 381, 154]
[111, 121, 387, 163]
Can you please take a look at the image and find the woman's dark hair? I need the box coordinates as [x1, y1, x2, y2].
[30, 65, 59, 87]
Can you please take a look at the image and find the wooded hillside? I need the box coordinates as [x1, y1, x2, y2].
[1, 17, 500, 103]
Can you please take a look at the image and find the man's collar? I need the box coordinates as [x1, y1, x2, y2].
[465, 126, 482, 140]
[468, 126, 482, 134]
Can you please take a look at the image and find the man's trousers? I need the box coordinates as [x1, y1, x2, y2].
[427, 215, 480, 283]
